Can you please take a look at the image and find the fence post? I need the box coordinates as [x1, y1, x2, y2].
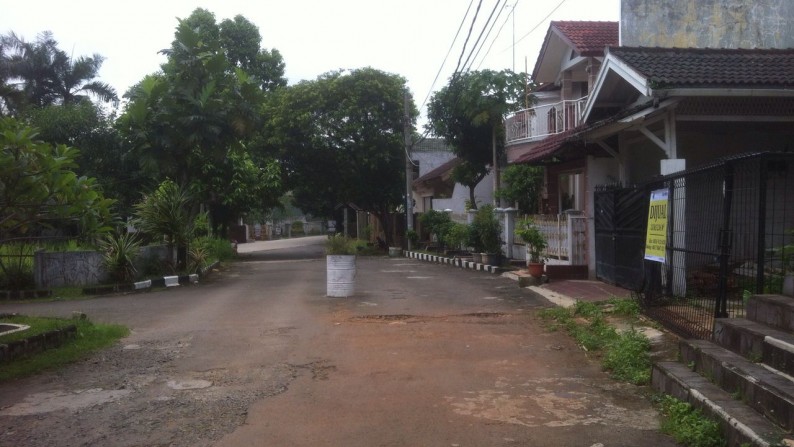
[716, 164, 734, 318]
[755, 158, 768, 295]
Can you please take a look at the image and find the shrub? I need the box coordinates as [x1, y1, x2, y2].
[472, 204, 501, 254]
[0, 243, 35, 290]
[442, 223, 470, 251]
[326, 234, 356, 255]
[99, 232, 141, 283]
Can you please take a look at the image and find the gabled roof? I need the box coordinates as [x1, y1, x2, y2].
[412, 157, 461, 196]
[582, 46, 794, 122]
[553, 21, 620, 57]
[413, 157, 461, 185]
[412, 137, 452, 152]
[532, 21, 618, 83]
[608, 47, 794, 89]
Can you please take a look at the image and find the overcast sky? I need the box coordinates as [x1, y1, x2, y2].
[1, 0, 619, 121]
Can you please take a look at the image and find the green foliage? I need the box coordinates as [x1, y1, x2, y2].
[134, 180, 193, 249]
[496, 164, 544, 212]
[99, 232, 141, 283]
[538, 301, 653, 385]
[0, 315, 129, 381]
[187, 243, 210, 273]
[406, 229, 419, 246]
[264, 67, 413, 221]
[1, 31, 118, 112]
[427, 69, 529, 205]
[325, 234, 356, 255]
[0, 243, 34, 289]
[442, 223, 470, 251]
[516, 218, 547, 263]
[472, 204, 502, 254]
[658, 395, 726, 447]
[0, 117, 115, 241]
[608, 297, 641, 317]
[290, 221, 305, 236]
[603, 329, 651, 384]
[419, 210, 453, 245]
[196, 237, 237, 262]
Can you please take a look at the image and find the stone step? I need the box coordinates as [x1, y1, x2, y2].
[746, 295, 794, 332]
[680, 338, 794, 431]
[652, 361, 787, 447]
[715, 318, 794, 377]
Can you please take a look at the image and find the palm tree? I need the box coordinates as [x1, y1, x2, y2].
[1, 31, 118, 111]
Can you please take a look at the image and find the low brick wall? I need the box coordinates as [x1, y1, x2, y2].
[0, 324, 77, 364]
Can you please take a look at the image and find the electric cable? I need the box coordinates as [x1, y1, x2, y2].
[474, 0, 519, 70]
[464, 0, 508, 72]
[459, 0, 505, 74]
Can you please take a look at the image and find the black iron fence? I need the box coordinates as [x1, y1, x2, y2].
[600, 153, 794, 339]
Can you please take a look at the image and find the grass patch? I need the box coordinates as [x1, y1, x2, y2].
[657, 395, 726, 447]
[0, 315, 129, 381]
[538, 299, 652, 385]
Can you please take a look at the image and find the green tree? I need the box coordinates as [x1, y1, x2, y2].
[496, 164, 544, 213]
[0, 117, 115, 241]
[1, 31, 117, 111]
[264, 67, 415, 242]
[119, 9, 285, 233]
[427, 69, 528, 209]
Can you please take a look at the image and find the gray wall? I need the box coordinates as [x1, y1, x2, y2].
[621, 0, 794, 49]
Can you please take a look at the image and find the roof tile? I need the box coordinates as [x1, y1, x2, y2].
[552, 21, 619, 56]
[610, 47, 794, 88]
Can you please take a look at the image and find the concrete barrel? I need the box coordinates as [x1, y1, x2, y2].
[326, 255, 356, 297]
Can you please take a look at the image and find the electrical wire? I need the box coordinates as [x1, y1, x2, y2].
[459, 0, 505, 73]
[474, 0, 519, 70]
[452, 0, 484, 76]
[464, 0, 508, 73]
[510, 0, 567, 49]
[418, 0, 476, 114]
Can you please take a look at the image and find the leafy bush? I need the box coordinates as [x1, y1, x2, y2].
[194, 237, 236, 262]
[442, 223, 470, 251]
[325, 234, 356, 255]
[603, 329, 651, 384]
[290, 221, 305, 236]
[99, 232, 142, 283]
[658, 395, 725, 447]
[0, 243, 35, 290]
[472, 204, 501, 254]
[419, 210, 453, 245]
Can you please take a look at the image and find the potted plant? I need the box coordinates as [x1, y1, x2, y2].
[474, 205, 502, 265]
[326, 234, 357, 297]
[516, 218, 547, 277]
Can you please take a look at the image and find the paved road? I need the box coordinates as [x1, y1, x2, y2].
[0, 237, 677, 446]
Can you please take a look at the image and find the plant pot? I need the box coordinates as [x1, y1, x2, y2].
[481, 253, 498, 266]
[527, 262, 544, 278]
[388, 247, 402, 257]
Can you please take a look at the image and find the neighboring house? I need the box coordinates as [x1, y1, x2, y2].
[411, 138, 494, 220]
[504, 1, 794, 280]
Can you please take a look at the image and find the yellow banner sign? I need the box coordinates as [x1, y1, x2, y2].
[644, 189, 668, 263]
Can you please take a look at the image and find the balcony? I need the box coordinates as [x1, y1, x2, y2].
[505, 96, 588, 145]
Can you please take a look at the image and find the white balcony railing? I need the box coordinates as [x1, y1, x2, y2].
[505, 96, 588, 144]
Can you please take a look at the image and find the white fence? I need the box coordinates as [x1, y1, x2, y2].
[515, 214, 587, 265]
[505, 97, 588, 144]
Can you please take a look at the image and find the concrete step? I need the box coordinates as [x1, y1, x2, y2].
[680, 338, 794, 431]
[747, 295, 794, 332]
[653, 361, 787, 447]
[715, 318, 794, 377]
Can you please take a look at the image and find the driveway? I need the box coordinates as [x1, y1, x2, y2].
[0, 237, 677, 446]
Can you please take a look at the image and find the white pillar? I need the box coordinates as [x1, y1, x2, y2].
[497, 208, 518, 259]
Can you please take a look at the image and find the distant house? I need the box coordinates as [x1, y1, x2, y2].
[410, 138, 494, 220]
[504, 3, 794, 280]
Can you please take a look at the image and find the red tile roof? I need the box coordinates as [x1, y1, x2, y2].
[610, 47, 794, 88]
[552, 21, 619, 57]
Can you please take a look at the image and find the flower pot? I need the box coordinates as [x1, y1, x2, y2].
[527, 262, 544, 278]
[481, 253, 498, 266]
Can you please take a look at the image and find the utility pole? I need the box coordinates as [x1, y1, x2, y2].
[403, 90, 414, 250]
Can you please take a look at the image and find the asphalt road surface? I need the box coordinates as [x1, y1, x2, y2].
[0, 236, 678, 446]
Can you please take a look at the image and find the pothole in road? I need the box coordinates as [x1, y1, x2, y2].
[348, 312, 509, 324]
[0, 388, 132, 416]
[166, 379, 213, 390]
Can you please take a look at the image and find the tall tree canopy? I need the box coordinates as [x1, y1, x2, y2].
[264, 67, 416, 239]
[427, 69, 527, 209]
[118, 8, 286, 232]
[0, 31, 118, 113]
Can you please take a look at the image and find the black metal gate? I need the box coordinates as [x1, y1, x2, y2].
[594, 185, 648, 291]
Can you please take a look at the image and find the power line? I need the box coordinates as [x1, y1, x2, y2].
[419, 0, 476, 114]
[452, 0, 484, 76]
[460, 0, 505, 73]
[474, 1, 518, 70]
[510, 0, 567, 50]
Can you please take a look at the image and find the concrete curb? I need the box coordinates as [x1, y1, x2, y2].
[403, 250, 501, 274]
[84, 272, 201, 295]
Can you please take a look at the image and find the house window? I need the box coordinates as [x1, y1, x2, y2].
[411, 159, 420, 180]
[423, 196, 433, 211]
[559, 172, 584, 212]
